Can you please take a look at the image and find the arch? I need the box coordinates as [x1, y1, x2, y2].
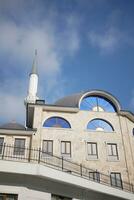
[80, 95, 117, 112]
[87, 118, 114, 132]
[43, 117, 71, 128]
[79, 90, 121, 112]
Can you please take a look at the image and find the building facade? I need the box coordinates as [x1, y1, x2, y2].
[0, 54, 134, 200]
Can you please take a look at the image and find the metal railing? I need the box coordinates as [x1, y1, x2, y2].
[0, 144, 133, 194]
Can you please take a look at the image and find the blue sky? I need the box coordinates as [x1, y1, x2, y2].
[0, 0, 134, 124]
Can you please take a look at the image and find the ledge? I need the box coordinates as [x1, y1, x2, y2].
[0, 160, 133, 200]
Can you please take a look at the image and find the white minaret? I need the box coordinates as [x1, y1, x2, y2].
[25, 50, 39, 105]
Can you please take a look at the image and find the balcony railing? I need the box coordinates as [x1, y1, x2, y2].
[0, 144, 134, 194]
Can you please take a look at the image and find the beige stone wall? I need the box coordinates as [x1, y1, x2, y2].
[1, 105, 132, 187]
[0, 134, 30, 147]
[31, 106, 134, 187]
[124, 118, 134, 185]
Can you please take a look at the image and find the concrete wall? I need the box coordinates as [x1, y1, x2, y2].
[0, 185, 51, 200]
[0, 160, 133, 200]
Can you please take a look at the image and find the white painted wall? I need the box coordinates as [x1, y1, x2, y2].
[0, 160, 133, 200]
[0, 185, 51, 200]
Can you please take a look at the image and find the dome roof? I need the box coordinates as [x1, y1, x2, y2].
[55, 92, 84, 107]
[0, 122, 26, 130]
[55, 90, 121, 112]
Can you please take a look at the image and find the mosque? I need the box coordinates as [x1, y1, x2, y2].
[0, 52, 134, 200]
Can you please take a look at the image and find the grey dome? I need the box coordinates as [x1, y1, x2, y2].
[55, 90, 121, 112]
[55, 92, 84, 107]
[0, 122, 26, 130]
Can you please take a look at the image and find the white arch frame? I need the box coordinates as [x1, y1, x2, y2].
[79, 90, 121, 112]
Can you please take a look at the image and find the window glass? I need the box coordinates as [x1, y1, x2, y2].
[0, 137, 4, 154]
[0, 195, 3, 200]
[107, 143, 119, 160]
[132, 128, 134, 136]
[61, 141, 71, 157]
[42, 140, 53, 156]
[51, 194, 72, 200]
[87, 142, 98, 159]
[87, 119, 114, 132]
[89, 171, 100, 182]
[0, 194, 18, 200]
[80, 96, 116, 112]
[66, 143, 70, 154]
[43, 117, 71, 128]
[14, 139, 25, 156]
[110, 173, 122, 188]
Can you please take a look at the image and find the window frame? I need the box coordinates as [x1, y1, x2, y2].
[0, 193, 18, 200]
[51, 194, 72, 200]
[107, 143, 119, 161]
[87, 142, 98, 159]
[132, 128, 134, 136]
[13, 138, 25, 156]
[42, 140, 53, 157]
[80, 95, 117, 112]
[0, 137, 4, 155]
[87, 118, 114, 132]
[110, 172, 123, 189]
[61, 141, 71, 157]
[43, 117, 71, 129]
[89, 171, 100, 182]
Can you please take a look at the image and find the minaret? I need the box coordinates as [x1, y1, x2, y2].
[25, 50, 39, 105]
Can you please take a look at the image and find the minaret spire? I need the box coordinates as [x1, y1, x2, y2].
[25, 50, 39, 105]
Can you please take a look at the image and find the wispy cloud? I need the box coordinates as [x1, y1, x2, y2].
[88, 27, 122, 54]
[0, 78, 26, 123]
[88, 9, 134, 54]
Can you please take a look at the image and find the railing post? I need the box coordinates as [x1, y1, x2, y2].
[28, 147, 31, 162]
[80, 164, 82, 176]
[2, 143, 6, 160]
[62, 156, 64, 171]
[38, 148, 41, 163]
[131, 184, 134, 193]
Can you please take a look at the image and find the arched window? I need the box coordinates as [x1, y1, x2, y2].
[87, 119, 114, 132]
[43, 117, 71, 128]
[80, 96, 116, 112]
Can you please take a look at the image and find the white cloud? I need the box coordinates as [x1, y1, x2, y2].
[0, 93, 25, 123]
[0, 2, 80, 123]
[0, 20, 61, 74]
[0, 15, 80, 74]
[88, 28, 121, 53]
[0, 79, 26, 123]
[88, 9, 134, 54]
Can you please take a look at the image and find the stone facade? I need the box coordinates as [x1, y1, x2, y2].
[0, 90, 134, 200]
[25, 90, 134, 188]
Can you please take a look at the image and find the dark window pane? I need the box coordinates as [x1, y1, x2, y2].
[52, 194, 72, 200]
[0, 138, 4, 154]
[0, 194, 18, 200]
[110, 173, 122, 189]
[14, 139, 25, 156]
[42, 140, 53, 156]
[89, 172, 100, 182]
